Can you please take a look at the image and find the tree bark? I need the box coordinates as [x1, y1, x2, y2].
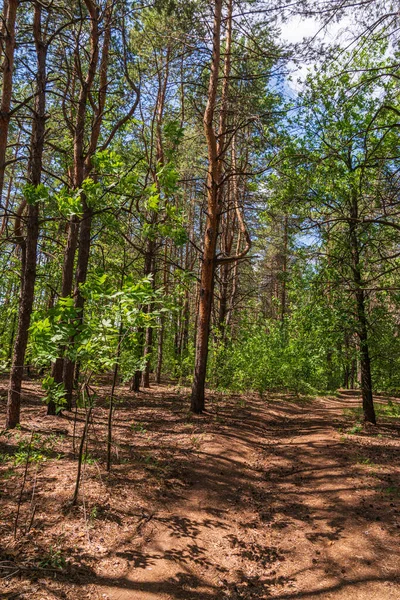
[280, 214, 288, 322]
[349, 190, 376, 424]
[63, 200, 93, 407]
[191, 0, 230, 412]
[155, 241, 169, 384]
[141, 240, 155, 388]
[0, 0, 17, 204]
[7, 2, 46, 428]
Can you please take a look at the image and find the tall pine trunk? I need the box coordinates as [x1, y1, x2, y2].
[191, 0, 225, 413]
[0, 0, 17, 203]
[7, 3, 46, 428]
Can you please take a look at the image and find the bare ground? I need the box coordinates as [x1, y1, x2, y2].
[0, 381, 399, 600]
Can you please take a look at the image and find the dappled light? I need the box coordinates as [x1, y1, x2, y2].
[1, 0, 400, 598]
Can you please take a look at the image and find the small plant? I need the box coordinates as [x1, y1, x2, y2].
[10, 432, 61, 466]
[348, 423, 363, 435]
[236, 398, 247, 409]
[384, 400, 400, 418]
[382, 486, 400, 497]
[144, 454, 157, 466]
[357, 456, 374, 466]
[82, 452, 96, 465]
[140, 453, 161, 472]
[89, 505, 98, 523]
[42, 376, 67, 414]
[38, 546, 67, 569]
[190, 435, 201, 449]
[14, 438, 46, 465]
[184, 410, 193, 423]
[130, 421, 147, 434]
[1, 468, 15, 479]
[0, 452, 12, 463]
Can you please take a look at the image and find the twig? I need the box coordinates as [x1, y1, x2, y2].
[26, 505, 37, 535]
[14, 431, 34, 539]
[25, 462, 38, 534]
[71, 386, 93, 506]
[0, 560, 67, 575]
[134, 511, 155, 536]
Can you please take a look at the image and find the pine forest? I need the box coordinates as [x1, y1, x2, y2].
[0, 1, 400, 599]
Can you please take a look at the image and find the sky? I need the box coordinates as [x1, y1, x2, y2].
[279, 15, 352, 91]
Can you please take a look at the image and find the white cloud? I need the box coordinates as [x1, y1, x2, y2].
[280, 16, 322, 45]
[280, 16, 353, 92]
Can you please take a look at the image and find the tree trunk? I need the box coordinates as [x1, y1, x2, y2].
[155, 242, 169, 383]
[0, 0, 17, 204]
[191, 0, 225, 413]
[191, 229, 218, 412]
[155, 316, 164, 384]
[350, 358, 356, 389]
[48, 215, 80, 414]
[7, 204, 39, 428]
[226, 231, 241, 336]
[355, 288, 376, 424]
[7, 3, 46, 428]
[130, 370, 141, 392]
[141, 240, 155, 388]
[349, 190, 376, 424]
[280, 214, 288, 322]
[141, 316, 153, 388]
[63, 201, 93, 407]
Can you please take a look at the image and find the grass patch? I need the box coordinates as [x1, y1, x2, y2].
[348, 423, 363, 435]
[356, 456, 375, 466]
[382, 486, 400, 497]
[344, 400, 400, 421]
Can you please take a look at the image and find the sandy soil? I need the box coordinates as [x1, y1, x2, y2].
[0, 382, 399, 599]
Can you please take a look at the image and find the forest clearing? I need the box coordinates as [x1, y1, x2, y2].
[1, 0, 400, 597]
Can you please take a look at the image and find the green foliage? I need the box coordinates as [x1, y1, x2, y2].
[29, 296, 81, 366]
[92, 150, 124, 174]
[38, 547, 67, 569]
[56, 188, 82, 218]
[29, 275, 165, 385]
[130, 421, 147, 434]
[41, 376, 67, 414]
[1, 432, 63, 466]
[23, 183, 49, 205]
[89, 505, 98, 523]
[208, 261, 345, 395]
[82, 452, 96, 465]
[348, 423, 363, 435]
[210, 320, 324, 395]
[164, 120, 184, 152]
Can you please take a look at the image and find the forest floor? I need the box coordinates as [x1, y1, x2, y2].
[0, 381, 400, 600]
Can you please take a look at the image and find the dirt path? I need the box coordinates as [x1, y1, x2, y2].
[96, 392, 400, 600]
[1, 385, 400, 599]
